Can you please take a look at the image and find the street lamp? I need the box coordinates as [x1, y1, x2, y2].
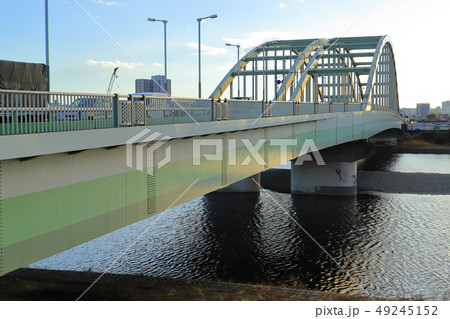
[197, 14, 218, 98]
[262, 41, 277, 101]
[148, 18, 168, 94]
[226, 43, 241, 98]
[45, 0, 50, 91]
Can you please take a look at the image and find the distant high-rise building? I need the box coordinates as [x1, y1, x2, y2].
[400, 108, 416, 117]
[135, 79, 152, 93]
[416, 103, 430, 118]
[442, 101, 450, 114]
[135, 75, 171, 95]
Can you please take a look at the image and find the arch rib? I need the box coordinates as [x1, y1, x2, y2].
[276, 38, 328, 101]
[289, 40, 331, 102]
[362, 36, 399, 111]
[209, 44, 261, 99]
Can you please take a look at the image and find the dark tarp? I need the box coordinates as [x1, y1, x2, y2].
[0, 60, 47, 91]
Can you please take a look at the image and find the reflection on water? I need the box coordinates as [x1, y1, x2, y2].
[30, 189, 450, 300]
[358, 153, 450, 174]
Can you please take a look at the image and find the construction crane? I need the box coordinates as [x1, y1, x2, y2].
[106, 67, 119, 94]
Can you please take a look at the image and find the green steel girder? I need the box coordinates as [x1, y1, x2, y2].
[326, 43, 379, 50]
[342, 48, 365, 102]
[243, 55, 299, 62]
[231, 69, 291, 76]
[210, 35, 399, 112]
[308, 67, 371, 75]
[320, 52, 374, 58]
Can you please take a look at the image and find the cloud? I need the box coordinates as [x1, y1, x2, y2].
[222, 31, 295, 50]
[187, 42, 230, 56]
[87, 59, 143, 69]
[153, 63, 163, 68]
[93, 0, 123, 6]
[279, 2, 287, 8]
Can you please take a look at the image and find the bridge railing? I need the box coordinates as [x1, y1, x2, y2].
[142, 96, 212, 125]
[0, 89, 395, 135]
[0, 90, 125, 135]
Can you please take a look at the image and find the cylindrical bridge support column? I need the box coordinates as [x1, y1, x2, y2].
[291, 160, 357, 196]
[217, 173, 261, 193]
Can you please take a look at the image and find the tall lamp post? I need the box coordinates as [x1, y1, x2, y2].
[262, 41, 277, 101]
[45, 0, 50, 91]
[148, 18, 168, 94]
[226, 43, 241, 98]
[197, 14, 218, 98]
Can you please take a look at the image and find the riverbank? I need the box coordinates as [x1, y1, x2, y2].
[260, 169, 450, 195]
[0, 268, 372, 301]
[394, 131, 450, 153]
[383, 144, 450, 154]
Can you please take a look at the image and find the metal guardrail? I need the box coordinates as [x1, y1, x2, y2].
[0, 89, 396, 136]
[143, 96, 212, 125]
[0, 90, 121, 135]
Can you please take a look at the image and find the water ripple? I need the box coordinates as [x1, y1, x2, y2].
[29, 175, 450, 300]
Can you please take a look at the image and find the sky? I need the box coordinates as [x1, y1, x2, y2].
[1, 0, 449, 108]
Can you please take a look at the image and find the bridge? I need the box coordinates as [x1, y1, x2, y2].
[0, 35, 400, 276]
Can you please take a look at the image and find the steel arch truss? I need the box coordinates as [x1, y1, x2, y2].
[210, 35, 399, 112]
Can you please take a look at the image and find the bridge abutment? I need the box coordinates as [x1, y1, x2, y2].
[216, 174, 261, 193]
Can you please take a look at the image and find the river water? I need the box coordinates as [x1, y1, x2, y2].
[29, 153, 450, 300]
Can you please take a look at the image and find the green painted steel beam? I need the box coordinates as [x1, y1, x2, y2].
[260, 39, 317, 48]
[320, 52, 374, 58]
[308, 67, 371, 74]
[330, 36, 383, 44]
[230, 69, 292, 76]
[243, 55, 300, 62]
[254, 46, 311, 54]
[326, 43, 379, 50]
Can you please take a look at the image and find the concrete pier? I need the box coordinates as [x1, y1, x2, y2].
[291, 161, 357, 196]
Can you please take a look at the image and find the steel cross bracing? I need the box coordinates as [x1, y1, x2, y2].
[210, 35, 399, 112]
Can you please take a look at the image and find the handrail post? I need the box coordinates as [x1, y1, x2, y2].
[129, 94, 134, 126]
[223, 98, 228, 120]
[211, 98, 215, 121]
[113, 93, 119, 127]
[142, 94, 146, 126]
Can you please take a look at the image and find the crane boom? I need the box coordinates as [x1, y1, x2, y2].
[107, 67, 119, 94]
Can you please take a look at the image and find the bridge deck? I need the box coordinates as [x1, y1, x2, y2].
[1, 89, 394, 139]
